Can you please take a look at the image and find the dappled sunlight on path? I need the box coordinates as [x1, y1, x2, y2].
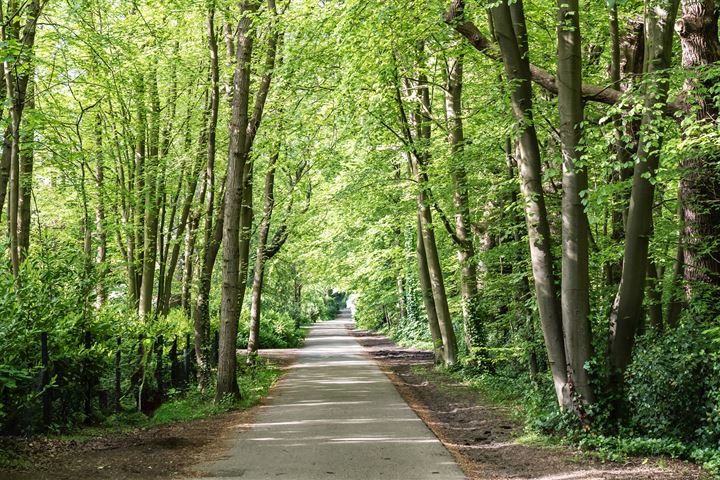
[194, 310, 467, 479]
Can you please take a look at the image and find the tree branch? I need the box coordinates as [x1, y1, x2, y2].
[443, 0, 685, 115]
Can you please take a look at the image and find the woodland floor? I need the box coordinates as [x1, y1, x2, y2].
[350, 328, 710, 480]
[0, 328, 711, 480]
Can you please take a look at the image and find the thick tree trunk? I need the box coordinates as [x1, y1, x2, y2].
[557, 0, 594, 405]
[609, 0, 680, 388]
[490, 0, 568, 408]
[217, 0, 279, 400]
[217, 0, 258, 401]
[676, 0, 720, 300]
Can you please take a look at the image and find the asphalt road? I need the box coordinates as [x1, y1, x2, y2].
[194, 310, 466, 480]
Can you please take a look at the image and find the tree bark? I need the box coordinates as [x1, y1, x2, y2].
[609, 0, 680, 396]
[415, 214, 444, 363]
[217, 0, 279, 400]
[94, 113, 108, 309]
[557, 0, 594, 405]
[489, 0, 568, 408]
[17, 80, 34, 262]
[676, 0, 720, 299]
[217, 0, 258, 401]
[128, 76, 146, 307]
[444, 46, 481, 354]
[247, 153, 279, 360]
[138, 68, 161, 319]
[2, 0, 42, 277]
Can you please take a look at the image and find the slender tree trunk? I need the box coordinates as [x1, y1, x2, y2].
[0, 126, 11, 219]
[444, 48, 481, 353]
[490, 0, 568, 408]
[129, 77, 146, 307]
[138, 68, 161, 319]
[416, 214, 444, 363]
[609, 0, 680, 391]
[415, 171, 458, 365]
[17, 80, 34, 262]
[94, 113, 108, 309]
[666, 217, 685, 328]
[235, 161, 254, 314]
[557, 0, 594, 405]
[647, 260, 664, 330]
[396, 275, 406, 322]
[247, 153, 278, 361]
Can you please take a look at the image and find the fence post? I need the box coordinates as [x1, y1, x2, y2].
[136, 333, 145, 410]
[114, 336, 121, 412]
[183, 334, 191, 389]
[155, 335, 164, 401]
[41, 332, 50, 428]
[170, 336, 178, 389]
[84, 331, 92, 419]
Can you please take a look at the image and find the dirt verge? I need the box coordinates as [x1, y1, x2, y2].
[0, 352, 295, 480]
[350, 328, 710, 480]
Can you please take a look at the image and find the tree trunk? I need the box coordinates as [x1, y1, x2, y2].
[416, 214, 444, 363]
[609, 0, 680, 391]
[94, 113, 108, 309]
[490, 0, 568, 408]
[557, 0, 594, 405]
[676, 0, 720, 300]
[17, 80, 34, 262]
[217, 0, 258, 401]
[138, 68, 161, 319]
[444, 47, 481, 353]
[217, 0, 279, 400]
[128, 76, 146, 308]
[247, 153, 279, 361]
[1, 0, 41, 277]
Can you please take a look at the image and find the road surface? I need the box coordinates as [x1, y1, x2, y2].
[195, 310, 466, 479]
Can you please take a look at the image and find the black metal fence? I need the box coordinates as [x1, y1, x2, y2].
[6, 329, 221, 434]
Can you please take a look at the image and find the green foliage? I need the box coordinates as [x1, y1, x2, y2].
[626, 321, 714, 442]
[151, 358, 282, 424]
[237, 309, 304, 350]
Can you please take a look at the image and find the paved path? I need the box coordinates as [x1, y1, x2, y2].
[195, 311, 466, 480]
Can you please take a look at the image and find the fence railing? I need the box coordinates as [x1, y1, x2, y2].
[31, 329, 220, 430]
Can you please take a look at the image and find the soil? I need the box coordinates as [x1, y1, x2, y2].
[0, 350, 295, 480]
[349, 328, 711, 480]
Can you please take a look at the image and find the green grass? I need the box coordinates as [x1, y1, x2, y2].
[52, 357, 284, 440]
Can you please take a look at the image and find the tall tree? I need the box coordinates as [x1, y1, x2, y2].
[676, 0, 720, 299]
[608, 0, 680, 397]
[218, 0, 259, 400]
[556, 0, 594, 404]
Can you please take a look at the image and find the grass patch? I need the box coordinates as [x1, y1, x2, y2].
[51, 356, 284, 440]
